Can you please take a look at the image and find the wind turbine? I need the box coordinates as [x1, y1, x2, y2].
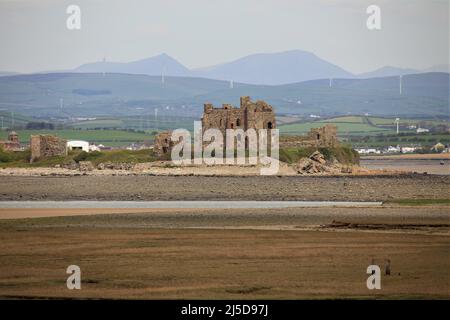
[395, 118, 400, 135]
[399, 75, 402, 95]
[161, 65, 166, 87]
[102, 56, 106, 76]
[60, 98, 64, 115]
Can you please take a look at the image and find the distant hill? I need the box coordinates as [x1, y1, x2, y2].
[358, 66, 419, 78]
[423, 64, 450, 73]
[193, 50, 354, 85]
[0, 71, 19, 77]
[0, 72, 447, 118]
[75, 53, 191, 77]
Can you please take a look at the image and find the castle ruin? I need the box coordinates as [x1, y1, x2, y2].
[153, 96, 339, 157]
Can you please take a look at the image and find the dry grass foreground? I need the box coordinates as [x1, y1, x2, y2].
[0, 208, 449, 299]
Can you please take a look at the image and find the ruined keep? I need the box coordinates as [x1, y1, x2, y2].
[202, 96, 276, 135]
[30, 135, 67, 163]
[153, 131, 174, 157]
[0, 131, 21, 151]
[280, 124, 339, 148]
[154, 97, 277, 157]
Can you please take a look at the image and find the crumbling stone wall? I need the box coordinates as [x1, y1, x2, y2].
[202, 96, 276, 136]
[154, 131, 174, 157]
[306, 125, 338, 147]
[0, 131, 21, 151]
[280, 124, 339, 148]
[30, 135, 67, 163]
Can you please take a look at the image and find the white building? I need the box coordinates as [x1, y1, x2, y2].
[386, 146, 401, 153]
[401, 146, 418, 153]
[67, 140, 90, 152]
[356, 148, 381, 155]
[416, 127, 429, 133]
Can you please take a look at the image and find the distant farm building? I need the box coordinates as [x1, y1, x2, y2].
[416, 127, 430, 133]
[67, 140, 90, 152]
[401, 146, 418, 153]
[355, 148, 381, 155]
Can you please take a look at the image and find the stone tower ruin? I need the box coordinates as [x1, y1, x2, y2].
[30, 135, 67, 163]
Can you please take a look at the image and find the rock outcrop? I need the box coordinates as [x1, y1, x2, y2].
[294, 151, 352, 175]
[96, 162, 134, 170]
[79, 161, 94, 172]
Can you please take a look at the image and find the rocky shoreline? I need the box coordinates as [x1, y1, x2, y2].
[0, 164, 403, 177]
[0, 152, 406, 177]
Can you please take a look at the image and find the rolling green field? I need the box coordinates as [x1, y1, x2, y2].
[0, 129, 154, 147]
[322, 116, 367, 123]
[69, 116, 196, 132]
[279, 120, 392, 135]
[320, 115, 447, 126]
[278, 115, 448, 137]
[348, 133, 450, 148]
[369, 117, 448, 126]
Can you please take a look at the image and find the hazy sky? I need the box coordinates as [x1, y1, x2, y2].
[0, 0, 448, 74]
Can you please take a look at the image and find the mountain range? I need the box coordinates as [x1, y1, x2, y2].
[70, 50, 449, 85]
